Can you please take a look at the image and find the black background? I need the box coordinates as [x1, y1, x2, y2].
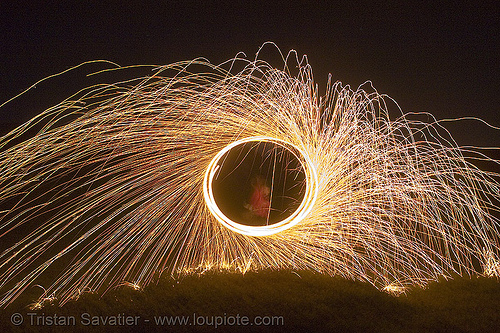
[0, 1, 498, 147]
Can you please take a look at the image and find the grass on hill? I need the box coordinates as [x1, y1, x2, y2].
[1, 270, 499, 333]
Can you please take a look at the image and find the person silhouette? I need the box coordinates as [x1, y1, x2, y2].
[244, 175, 271, 219]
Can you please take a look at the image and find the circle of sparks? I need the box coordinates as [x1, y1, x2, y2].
[203, 136, 319, 236]
[0, 48, 499, 308]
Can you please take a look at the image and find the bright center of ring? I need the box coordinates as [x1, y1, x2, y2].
[203, 137, 318, 236]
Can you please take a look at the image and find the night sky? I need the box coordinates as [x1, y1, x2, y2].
[0, 1, 498, 148]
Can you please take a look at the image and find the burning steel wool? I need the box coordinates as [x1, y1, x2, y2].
[0, 48, 499, 307]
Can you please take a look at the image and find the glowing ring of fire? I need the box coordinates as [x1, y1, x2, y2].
[203, 136, 318, 236]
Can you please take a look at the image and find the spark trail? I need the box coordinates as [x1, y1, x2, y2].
[0, 48, 499, 307]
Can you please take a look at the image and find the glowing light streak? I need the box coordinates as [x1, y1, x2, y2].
[203, 136, 318, 236]
[0, 47, 498, 307]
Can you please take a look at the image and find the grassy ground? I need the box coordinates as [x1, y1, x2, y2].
[1, 270, 499, 332]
